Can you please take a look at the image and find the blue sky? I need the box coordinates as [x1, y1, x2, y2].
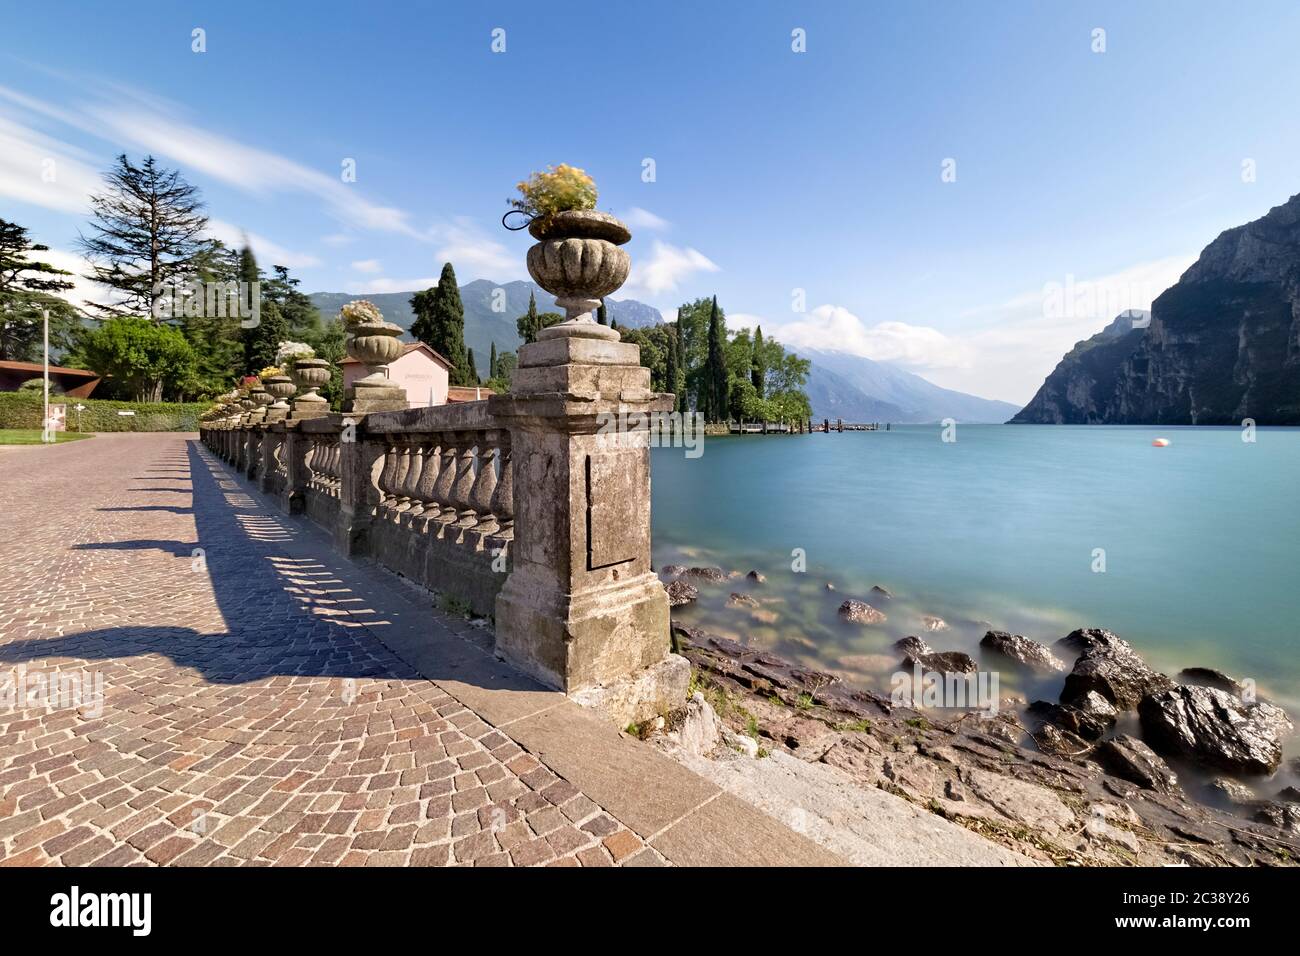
[3, 0, 1299, 403]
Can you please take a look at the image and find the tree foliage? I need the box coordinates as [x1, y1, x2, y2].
[0, 218, 79, 361]
[79, 317, 197, 402]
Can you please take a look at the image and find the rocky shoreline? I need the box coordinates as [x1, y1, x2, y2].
[651, 566, 1300, 866]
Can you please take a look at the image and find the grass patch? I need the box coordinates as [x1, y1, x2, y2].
[0, 429, 92, 445]
[436, 593, 472, 618]
[836, 718, 872, 733]
[795, 692, 814, 711]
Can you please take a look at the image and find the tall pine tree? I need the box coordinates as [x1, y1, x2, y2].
[489, 341, 497, 379]
[78, 155, 209, 318]
[751, 325, 765, 397]
[0, 218, 78, 362]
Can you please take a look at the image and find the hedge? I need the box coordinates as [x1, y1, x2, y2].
[0, 392, 210, 432]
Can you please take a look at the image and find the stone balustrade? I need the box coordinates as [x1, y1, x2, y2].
[199, 344, 683, 724]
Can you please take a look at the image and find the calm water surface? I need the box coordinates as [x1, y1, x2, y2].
[651, 425, 1300, 718]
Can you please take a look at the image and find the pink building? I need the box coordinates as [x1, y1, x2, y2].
[340, 342, 492, 408]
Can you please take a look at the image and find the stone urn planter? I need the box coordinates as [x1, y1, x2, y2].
[249, 386, 273, 407]
[346, 320, 404, 385]
[525, 210, 631, 341]
[261, 373, 296, 409]
[290, 357, 332, 410]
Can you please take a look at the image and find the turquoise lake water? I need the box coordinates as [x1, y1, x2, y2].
[651, 425, 1300, 716]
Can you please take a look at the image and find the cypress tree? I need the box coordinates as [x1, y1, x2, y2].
[704, 296, 728, 422]
[467, 347, 479, 385]
[751, 325, 765, 397]
[663, 324, 679, 412]
[489, 341, 497, 379]
[596, 300, 607, 325]
[421, 262, 472, 385]
[516, 290, 540, 345]
[239, 245, 288, 374]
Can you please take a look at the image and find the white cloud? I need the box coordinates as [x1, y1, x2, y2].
[740, 256, 1195, 404]
[625, 241, 719, 297]
[351, 259, 382, 273]
[206, 219, 320, 270]
[426, 217, 523, 282]
[623, 207, 669, 231]
[37, 247, 123, 310]
[321, 233, 353, 246]
[344, 276, 439, 295]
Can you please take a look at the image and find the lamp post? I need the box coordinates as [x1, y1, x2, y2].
[42, 308, 51, 443]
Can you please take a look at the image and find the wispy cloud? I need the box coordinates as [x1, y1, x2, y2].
[0, 80, 419, 239]
[623, 207, 669, 231]
[625, 240, 719, 298]
[206, 219, 319, 270]
[350, 259, 382, 273]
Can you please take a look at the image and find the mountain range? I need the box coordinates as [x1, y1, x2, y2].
[309, 280, 662, 368]
[1013, 193, 1300, 425]
[800, 347, 1022, 423]
[309, 280, 1021, 422]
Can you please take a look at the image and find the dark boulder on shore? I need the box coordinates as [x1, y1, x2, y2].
[1092, 735, 1181, 795]
[870, 585, 893, 600]
[981, 630, 1066, 673]
[745, 570, 766, 584]
[1029, 693, 1117, 741]
[665, 579, 698, 608]
[838, 599, 887, 625]
[1058, 630, 1173, 710]
[1177, 667, 1243, 694]
[1138, 685, 1293, 775]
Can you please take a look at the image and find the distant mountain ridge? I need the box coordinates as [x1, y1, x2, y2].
[800, 347, 1022, 423]
[309, 280, 663, 366]
[1013, 192, 1300, 424]
[310, 283, 1019, 422]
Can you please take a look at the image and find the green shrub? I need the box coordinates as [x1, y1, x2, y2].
[0, 392, 208, 432]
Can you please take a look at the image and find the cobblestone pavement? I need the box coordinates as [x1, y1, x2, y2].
[0, 434, 660, 866]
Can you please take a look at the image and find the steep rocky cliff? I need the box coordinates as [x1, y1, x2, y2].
[1012, 193, 1300, 424]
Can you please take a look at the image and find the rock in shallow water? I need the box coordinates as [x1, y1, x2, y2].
[895, 635, 931, 657]
[665, 579, 698, 607]
[1138, 684, 1293, 775]
[679, 566, 729, 583]
[1177, 666, 1243, 694]
[981, 630, 1067, 673]
[905, 651, 978, 675]
[838, 599, 887, 625]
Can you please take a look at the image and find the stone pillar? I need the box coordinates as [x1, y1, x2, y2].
[490, 326, 683, 717]
[336, 416, 383, 556]
[282, 424, 309, 514]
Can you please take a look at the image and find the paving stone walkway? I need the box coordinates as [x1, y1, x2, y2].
[0, 434, 661, 867]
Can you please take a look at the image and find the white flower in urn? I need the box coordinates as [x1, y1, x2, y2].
[275, 340, 315, 367]
[340, 299, 384, 329]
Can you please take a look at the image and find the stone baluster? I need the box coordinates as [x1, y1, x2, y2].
[432, 436, 460, 529]
[467, 432, 500, 545]
[412, 437, 441, 527]
[487, 435, 513, 555]
[452, 434, 479, 528]
[390, 440, 413, 519]
[376, 440, 400, 513]
[397, 440, 425, 526]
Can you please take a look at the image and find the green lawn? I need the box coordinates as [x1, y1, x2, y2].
[0, 429, 94, 445]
